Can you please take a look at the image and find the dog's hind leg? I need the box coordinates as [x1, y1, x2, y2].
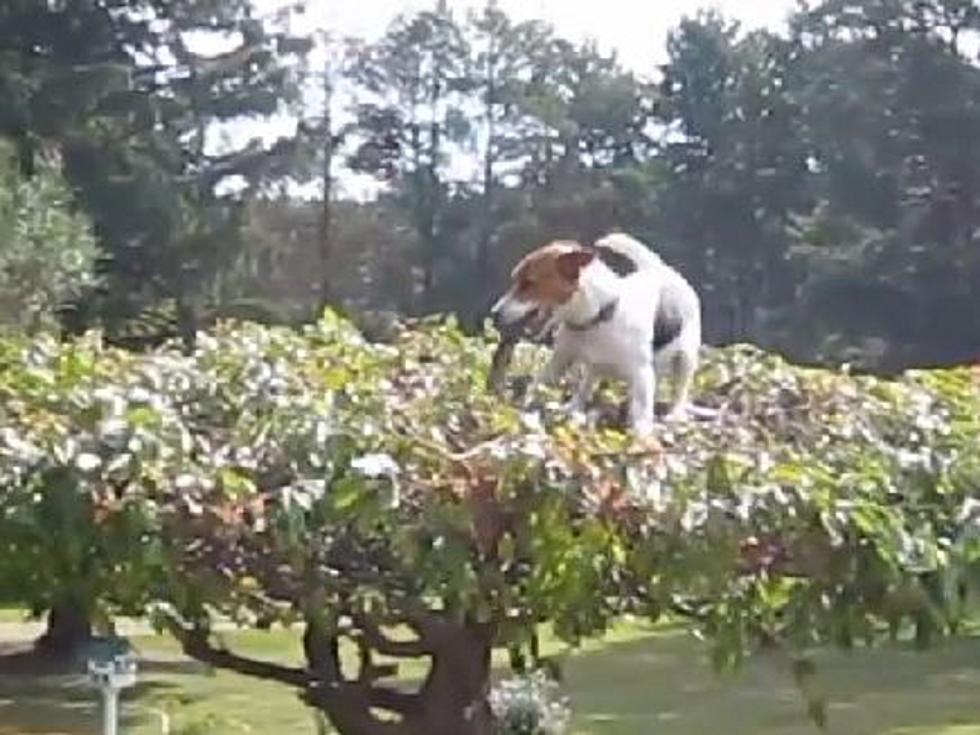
[664, 348, 697, 421]
[628, 364, 656, 436]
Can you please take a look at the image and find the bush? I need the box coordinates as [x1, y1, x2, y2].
[0, 141, 100, 332]
[490, 670, 571, 735]
[0, 312, 978, 730]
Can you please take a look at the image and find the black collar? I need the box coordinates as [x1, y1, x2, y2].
[565, 298, 619, 332]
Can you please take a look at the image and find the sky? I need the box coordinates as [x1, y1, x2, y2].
[272, 0, 796, 71]
[245, 0, 797, 197]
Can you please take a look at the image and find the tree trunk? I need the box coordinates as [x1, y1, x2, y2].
[37, 598, 93, 657]
[313, 619, 495, 735]
[318, 54, 338, 313]
[410, 622, 494, 735]
[176, 293, 198, 355]
[475, 42, 497, 322]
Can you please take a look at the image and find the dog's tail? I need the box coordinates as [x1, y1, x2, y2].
[594, 232, 663, 272]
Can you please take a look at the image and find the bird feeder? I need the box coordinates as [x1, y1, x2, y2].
[87, 653, 138, 735]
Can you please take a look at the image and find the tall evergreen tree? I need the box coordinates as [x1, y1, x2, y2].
[345, 1, 471, 312]
[0, 1, 311, 342]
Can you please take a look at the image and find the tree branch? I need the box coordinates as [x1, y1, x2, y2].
[166, 619, 312, 688]
[366, 684, 423, 715]
[303, 615, 343, 680]
[353, 612, 434, 658]
[305, 682, 413, 735]
[353, 633, 400, 683]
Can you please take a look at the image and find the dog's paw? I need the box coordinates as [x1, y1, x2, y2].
[567, 408, 589, 429]
[631, 419, 655, 437]
[663, 406, 689, 423]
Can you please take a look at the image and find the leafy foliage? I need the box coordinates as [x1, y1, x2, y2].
[5, 1, 977, 368]
[490, 670, 571, 735]
[0, 314, 978, 730]
[247, 0, 980, 369]
[0, 141, 99, 332]
[0, 0, 310, 341]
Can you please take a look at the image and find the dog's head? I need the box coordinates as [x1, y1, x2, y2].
[490, 240, 596, 335]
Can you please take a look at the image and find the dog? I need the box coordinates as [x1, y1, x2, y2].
[490, 233, 701, 435]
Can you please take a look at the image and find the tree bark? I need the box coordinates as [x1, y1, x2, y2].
[319, 54, 338, 313]
[475, 30, 498, 322]
[176, 293, 198, 355]
[409, 621, 495, 735]
[309, 615, 495, 735]
[37, 597, 93, 657]
[173, 607, 496, 735]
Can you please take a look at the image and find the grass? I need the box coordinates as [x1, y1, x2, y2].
[0, 608, 28, 623]
[2, 623, 980, 735]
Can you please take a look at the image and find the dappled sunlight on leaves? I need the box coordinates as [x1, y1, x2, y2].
[1, 313, 980, 728]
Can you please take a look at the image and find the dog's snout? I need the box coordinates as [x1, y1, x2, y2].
[490, 304, 506, 328]
[491, 299, 542, 340]
[489, 296, 513, 327]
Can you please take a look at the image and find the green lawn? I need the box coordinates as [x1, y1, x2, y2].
[2, 623, 980, 735]
[0, 608, 28, 623]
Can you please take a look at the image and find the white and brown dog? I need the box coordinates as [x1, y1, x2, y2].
[491, 233, 701, 436]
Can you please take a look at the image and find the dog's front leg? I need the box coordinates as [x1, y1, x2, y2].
[569, 365, 597, 414]
[567, 365, 597, 427]
[523, 348, 574, 408]
[628, 364, 656, 436]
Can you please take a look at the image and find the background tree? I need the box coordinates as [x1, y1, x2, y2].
[5, 0, 979, 368]
[774, 0, 980, 367]
[0, 141, 100, 333]
[653, 13, 809, 343]
[467, 3, 538, 305]
[0, 0, 310, 345]
[345, 1, 471, 313]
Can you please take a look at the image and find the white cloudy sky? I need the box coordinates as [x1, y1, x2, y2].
[268, 0, 795, 71]
[242, 0, 796, 196]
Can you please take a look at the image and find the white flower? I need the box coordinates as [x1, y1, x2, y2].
[175, 473, 198, 491]
[99, 418, 130, 449]
[314, 419, 334, 444]
[282, 480, 328, 511]
[681, 500, 709, 532]
[351, 453, 401, 508]
[520, 411, 544, 433]
[489, 670, 571, 735]
[351, 453, 400, 479]
[75, 452, 102, 472]
[0, 428, 42, 464]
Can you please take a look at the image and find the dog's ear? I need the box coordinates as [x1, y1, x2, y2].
[556, 248, 596, 281]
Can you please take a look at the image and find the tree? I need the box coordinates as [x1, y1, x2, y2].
[46, 317, 965, 735]
[0, 333, 181, 656]
[2, 313, 979, 722]
[0, 1, 311, 342]
[780, 0, 980, 365]
[0, 1, 138, 173]
[654, 13, 809, 343]
[240, 194, 420, 319]
[312, 37, 345, 313]
[0, 140, 100, 333]
[467, 5, 549, 292]
[345, 2, 471, 312]
[451, 20, 655, 323]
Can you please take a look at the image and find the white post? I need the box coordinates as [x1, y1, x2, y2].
[88, 654, 137, 735]
[102, 686, 119, 735]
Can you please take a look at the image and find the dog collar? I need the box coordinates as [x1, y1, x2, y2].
[566, 298, 619, 332]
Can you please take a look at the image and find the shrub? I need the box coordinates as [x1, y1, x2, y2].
[0, 141, 100, 332]
[490, 670, 571, 735]
[0, 312, 978, 731]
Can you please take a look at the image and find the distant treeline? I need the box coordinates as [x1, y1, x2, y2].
[2, 0, 978, 370]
